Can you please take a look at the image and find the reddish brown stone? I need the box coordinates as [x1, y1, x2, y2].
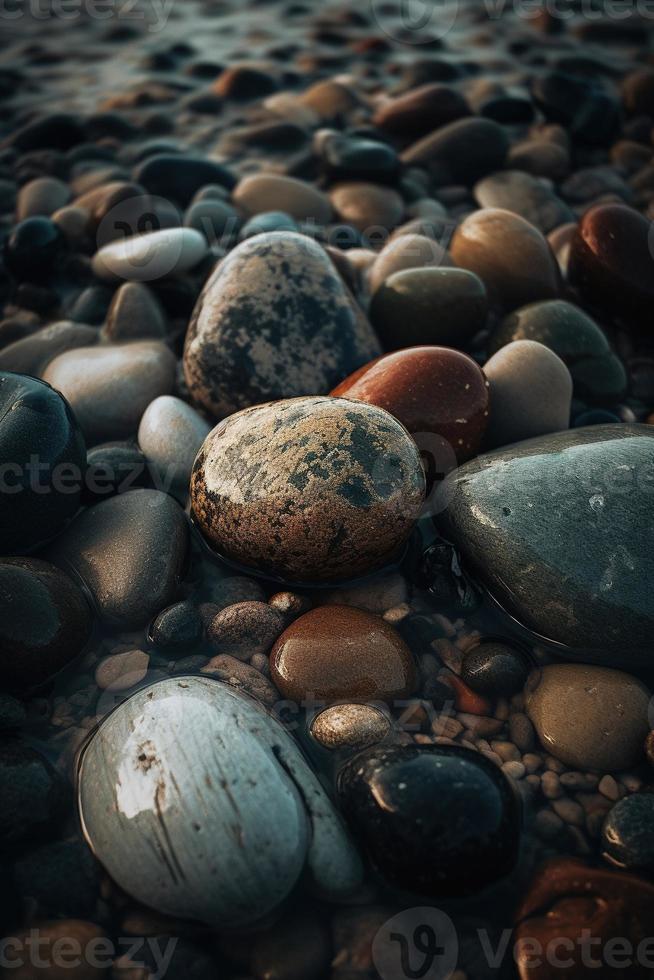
[568, 204, 654, 330]
[270, 605, 416, 704]
[331, 347, 490, 464]
[372, 83, 470, 139]
[514, 857, 654, 980]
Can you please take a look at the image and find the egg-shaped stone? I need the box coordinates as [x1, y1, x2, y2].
[271, 605, 416, 704]
[190, 396, 425, 584]
[77, 676, 362, 928]
[310, 703, 392, 751]
[183, 232, 381, 419]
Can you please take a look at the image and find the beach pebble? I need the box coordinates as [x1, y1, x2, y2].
[602, 794, 654, 873]
[461, 642, 530, 698]
[4, 217, 66, 282]
[338, 743, 520, 896]
[48, 488, 188, 628]
[332, 346, 489, 464]
[95, 649, 150, 692]
[43, 341, 176, 445]
[103, 281, 167, 341]
[370, 267, 488, 350]
[450, 208, 561, 312]
[201, 654, 278, 709]
[137, 395, 210, 499]
[183, 232, 380, 418]
[190, 396, 424, 583]
[373, 83, 470, 139]
[0, 739, 64, 846]
[233, 174, 332, 224]
[367, 234, 452, 296]
[133, 154, 235, 206]
[474, 170, 573, 233]
[0, 372, 86, 553]
[150, 601, 203, 652]
[271, 605, 416, 704]
[482, 340, 572, 448]
[16, 176, 70, 220]
[401, 117, 508, 185]
[526, 664, 651, 772]
[207, 601, 286, 661]
[310, 703, 392, 751]
[329, 182, 404, 233]
[92, 227, 207, 283]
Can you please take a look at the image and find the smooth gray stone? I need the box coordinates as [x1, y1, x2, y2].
[103, 282, 167, 341]
[137, 394, 210, 499]
[183, 232, 381, 418]
[474, 171, 574, 233]
[77, 676, 363, 927]
[438, 425, 654, 661]
[0, 321, 98, 376]
[48, 488, 188, 628]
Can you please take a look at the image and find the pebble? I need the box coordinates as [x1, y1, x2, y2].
[137, 394, 210, 499]
[0, 693, 27, 731]
[299, 78, 359, 120]
[49, 488, 189, 628]
[568, 202, 654, 329]
[310, 703, 392, 751]
[133, 154, 235, 206]
[150, 600, 202, 652]
[460, 642, 530, 698]
[16, 176, 70, 220]
[401, 117, 509, 185]
[186, 197, 240, 244]
[14, 836, 100, 920]
[373, 83, 470, 139]
[92, 227, 207, 283]
[598, 774, 621, 801]
[271, 605, 416, 704]
[78, 677, 362, 927]
[602, 793, 654, 873]
[450, 208, 561, 312]
[317, 132, 399, 183]
[474, 171, 573, 234]
[0, 372, 86, 553]
[439, 425, 654, 657]
[0, 558, 92, 693]
[232, 173, 332, 225]
[84, 440, 149, 500]
[367, 233, 452, 296]
[183, 232, 380, 418]
[204, 574, 266, 612]
[4, 216, 66, 282]
[338, 743, 520, 896]
[331, 346, 490, 464]
[201, 654, 278, 709]
[103, 281, 167, 341]
[95, 649, 150, 692]
[0, 739, 64, 845]
[207, 601, 286, 661]
[370, 267, 488, 350]
[509, 713, 536, 753]
[502, 761, 525, 781]
[329, 181, 404, 233]
[482, 340, 572, 448]
[190, 396, 424, 584]
[0, 321, 99, 378]
[43, 341, 176, 445]
[267, 591, 312, 623]
[526, 664, 651, 772]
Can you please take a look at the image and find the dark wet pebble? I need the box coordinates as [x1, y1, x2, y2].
[4, 217, 66, 282]
[338, 743, 520, 896]
[0, 320, 98, 376]
[239, 210, 300, 239]
[6, 112, 84, 152]
[461, 641, 529, 698]
[207, 600, 286, 660]
[317, 132, 399, 183]
[0, 372, 86, 553]
[401, 117, 509, 185]
[372, 83, 470, 139]
[0, 739, 65, 846]
[133, 153, 236, 206]
[602, 794, 654, 874]
[150, 600, 203, 652]
[84, 440, 150, 501]
[573, 408, 621, 427]
[67, 285, 114, 325]
[213, 63, 278, 99]
[531, 71, 620, 145]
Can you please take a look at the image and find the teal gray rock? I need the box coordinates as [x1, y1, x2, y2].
[438, 425, 654, 660]
[183, 232, 381, 419]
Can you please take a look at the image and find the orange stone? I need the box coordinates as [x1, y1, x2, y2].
[270, 605, 416, 704]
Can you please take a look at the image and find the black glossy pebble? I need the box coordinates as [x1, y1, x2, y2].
[461, 641, 530, 698]
[4, 217, 66, 282]
[338, 743, 521, 896]
[602, 794, 654, 874]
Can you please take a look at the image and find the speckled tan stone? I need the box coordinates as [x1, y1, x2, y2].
[526, 664, 651, 772]
[311, 703, 392, 751]
[190, 395, 425, 583]
[183, 231, 381, 419]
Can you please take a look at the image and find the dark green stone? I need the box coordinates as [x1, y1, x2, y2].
[488, 300, 609, 361]
[438, 424, 654, 662]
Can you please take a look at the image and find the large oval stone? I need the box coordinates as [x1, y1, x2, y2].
[0, 558, 92, 692]
[190, 396, 425, 584]
[438, 425, 654, 661]
[0, 372, 86, 554]
[337, 743, 521, 896]
[48, 488, 189, 628]
[183, 232, 381, 419]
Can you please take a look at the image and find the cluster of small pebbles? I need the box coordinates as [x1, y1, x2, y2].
[2, 0, 654, 978]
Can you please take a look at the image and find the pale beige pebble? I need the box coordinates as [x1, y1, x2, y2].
[480, 749, 503, 767]
[383, 603, 411, 624]
[95, 650, 149, 692]
[457, 713, 504, 737]
[544, 754, 566, 773]
[346, 247, 378, 280]
[491, 740, 521, 763]
[299, 78, 361, 120]
[495, 698, 510, 721]
[551, 797, 585, 827]
[598, 774, 621, 801]
[432, 715, 464, 739]
[413, 733, 433, 745]
[523, 753, 543, 774]
[232, 173, 333, 224]
[541, 770, 563, 799]
[456, 631, 482, 652]
[330, 182, 404, 234]
[568, 825, 592, 856]
[434, 735, 458, 746]
[502, 760, 526, 780]
[618, 772, 643, 793]
[250, 653, 271, 677]
[460, 739, 477, 751]
[509, 712, 536, 752]
[526, 774, 541, 791]
[311, 703, 392, 751]
[433, 637, 462, 671]
[264, 91, 320, 127]
[367, 233, 452, 295]
[534, 808, 564, 840]
[560, 771, 599, 791]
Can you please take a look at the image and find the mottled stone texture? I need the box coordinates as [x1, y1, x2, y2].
[183, 231, 381, 419]
[191, 396, 425, 584]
